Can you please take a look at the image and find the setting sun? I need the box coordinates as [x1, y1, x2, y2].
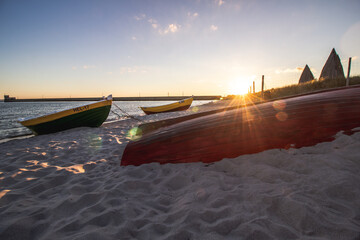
[228, 79, 251, 95]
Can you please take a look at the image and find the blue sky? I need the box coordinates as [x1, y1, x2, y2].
[1, 0, 359, 98]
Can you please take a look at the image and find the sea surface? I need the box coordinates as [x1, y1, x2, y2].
[0, 100, 211, 140]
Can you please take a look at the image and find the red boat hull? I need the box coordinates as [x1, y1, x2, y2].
[121, 86, 360, 166]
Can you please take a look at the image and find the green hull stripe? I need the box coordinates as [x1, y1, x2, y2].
[27, 105, 111, 135]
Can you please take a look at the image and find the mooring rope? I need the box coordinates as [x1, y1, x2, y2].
[112, 103, 142, 121]
[110, 109, 122, 119]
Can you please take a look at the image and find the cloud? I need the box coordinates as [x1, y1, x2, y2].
[187, 12, 199, 18]
[83, 65, 96, 69]
[123, 67, 136, 74]
[131, 36, 137, 40]
[119, 66, 145, 74]
[275, 67, 303, 74]
[343, 56, 358, 62]
[216, 0, 225, 6]
[134, 14, 146, 21]
[159, 23, 181, 35]
[147, 18, 180, 35]
[107, 72, 113, 75]
[210, 25, 218, 31]
[148, 18, 158, 29]
[72, 65, 99, 71]
[166, 24, 179, 33]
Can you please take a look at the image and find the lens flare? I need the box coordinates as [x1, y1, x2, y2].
[87, 134, 103, 153]
[276, 112, 288, 121]
[192, 106, 199, 113]
[128, 127, 142, 141]
[273, 100, 286, 111]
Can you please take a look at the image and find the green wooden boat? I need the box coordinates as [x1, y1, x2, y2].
[18, 95, 112, 135]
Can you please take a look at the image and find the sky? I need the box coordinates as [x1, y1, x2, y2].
[0, 0, 360, 98]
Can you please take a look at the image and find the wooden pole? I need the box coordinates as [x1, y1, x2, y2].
[261, 75, 264, 98]
[346, 57, 352, 87]
[253, 81, 255, 93]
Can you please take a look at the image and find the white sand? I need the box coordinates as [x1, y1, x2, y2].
[1, 102, 360, 240]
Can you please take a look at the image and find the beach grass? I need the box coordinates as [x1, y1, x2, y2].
[266, 76, 360, 99]
[224, 76, 360, 102]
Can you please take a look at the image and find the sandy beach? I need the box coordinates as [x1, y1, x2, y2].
[1, 101, 360, 240]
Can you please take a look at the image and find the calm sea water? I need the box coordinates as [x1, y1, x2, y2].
[0, 100, 211, 140]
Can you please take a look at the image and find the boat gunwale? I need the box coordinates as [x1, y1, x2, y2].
[140, 97, 193, 110]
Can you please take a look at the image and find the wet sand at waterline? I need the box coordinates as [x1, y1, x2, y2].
[1, 100, 360, 240]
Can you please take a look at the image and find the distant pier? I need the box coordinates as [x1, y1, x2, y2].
[3, 95, 222, 102]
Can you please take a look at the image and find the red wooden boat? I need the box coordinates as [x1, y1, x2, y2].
[121, 86, 360, 166]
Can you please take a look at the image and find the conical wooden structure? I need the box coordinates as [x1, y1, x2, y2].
[319, 48, 345, 80]
[298, 64, 314, 84]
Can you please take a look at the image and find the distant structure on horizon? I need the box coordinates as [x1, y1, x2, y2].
[4, 95, 16, 102]
[298, 64, 315, 84]
[319, 48, 345, 80]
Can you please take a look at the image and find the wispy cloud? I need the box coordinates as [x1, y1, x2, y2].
[71, 65, 96, 71]
[119, 66, 148, 74]
[83, 65, 96, 69]
[131, 36, 137, 40]
[210, 25, 218, 31]
[275, 67, 302, 74]
[148, 18, 158, 29]
[134, 14, 146, 21]
[341, 56, 359, 67]
[343, 56, 358, 62]
[147, 18, 180, 35]
[187, 12, 199, 18]
[120, 67, 136, 74]
[216, 0, 225, 6]
[162, 23, 180, 34]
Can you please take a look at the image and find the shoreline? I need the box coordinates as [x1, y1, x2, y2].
[0, 99, 219, 142]
[0, 134, 34, 144]
[3, 95, 222, 102]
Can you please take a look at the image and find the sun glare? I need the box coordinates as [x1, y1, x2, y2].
[228, 79, 250, 95]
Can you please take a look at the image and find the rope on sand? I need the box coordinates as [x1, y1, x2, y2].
[110, 109, 122, 119]
[112, 103, 142, 122]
